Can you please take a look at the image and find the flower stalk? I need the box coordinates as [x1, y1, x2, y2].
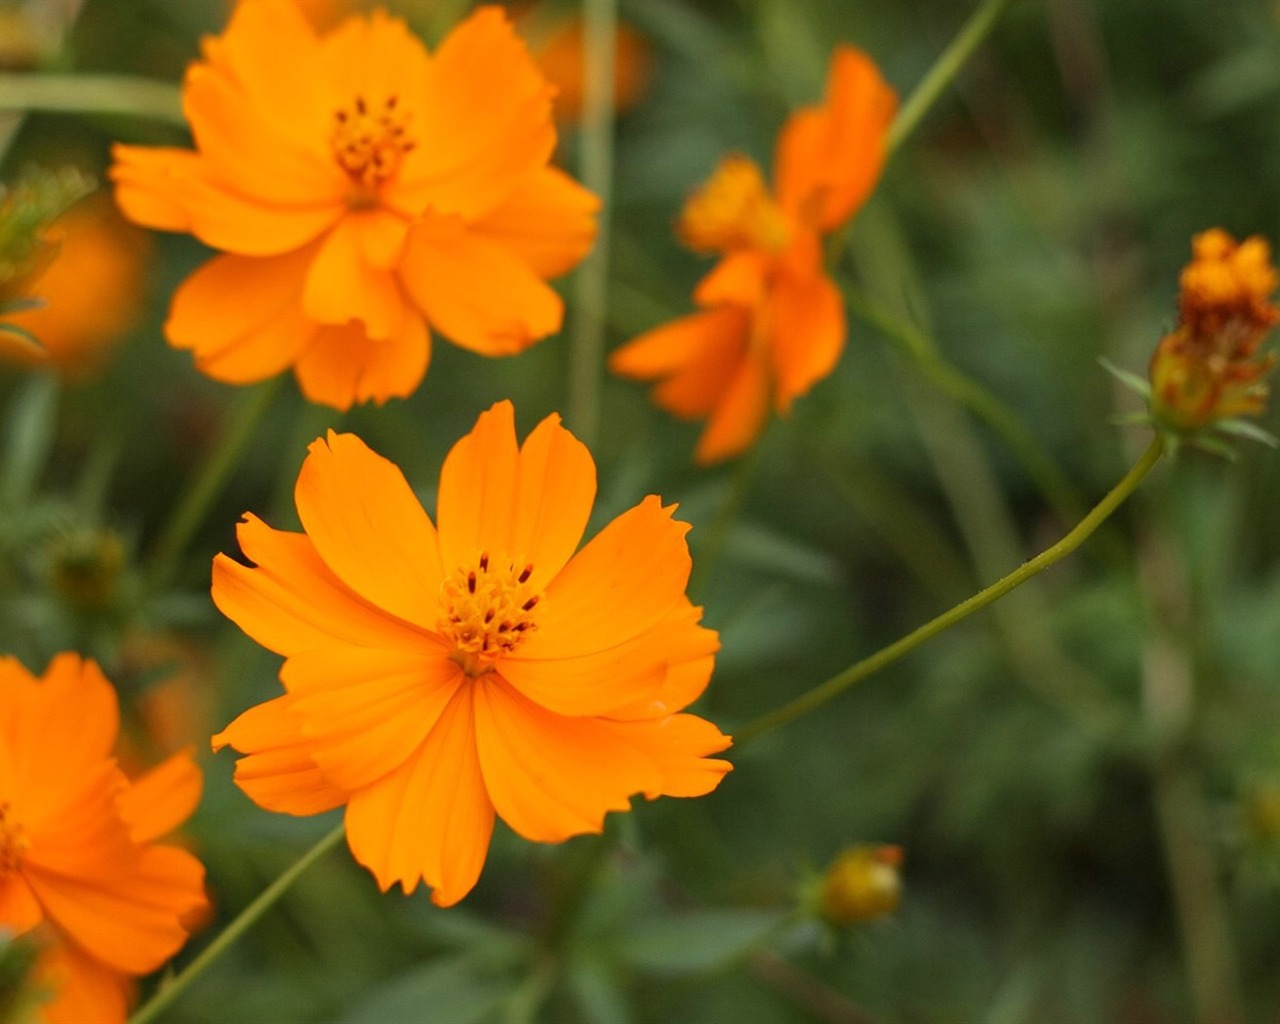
[0, 73, 184, 126]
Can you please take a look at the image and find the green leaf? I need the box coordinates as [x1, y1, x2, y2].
[1, 372, 59, 507]
[618, 909, 789, 975]
[335, 955, 514, 1024]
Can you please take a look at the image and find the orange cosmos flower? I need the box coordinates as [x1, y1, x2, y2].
[111, 2, 598, 411]
[211, 400, 731, 906]
[0, 653, 207, 1024]
[609, 46, 896, 463]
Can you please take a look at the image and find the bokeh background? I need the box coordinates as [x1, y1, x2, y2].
[4, 0, 1280, 1020]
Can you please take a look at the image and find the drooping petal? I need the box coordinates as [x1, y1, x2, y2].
[116, 748, 202, 844]
[469, 166, 599, 278]
[165, 249, 316, 385]
[293, 431, 445, 627]
[212, 515, 432, 656]
[390, 7, 555, 222]
[600, 714, 733, 798]
[302, 217, 406, 339]
[400, 215, 562, 356]
[692, 251, 770, 309]
[694, 346, 770, 464]
[770, 268, 845, 411]
[211, 696, 347, 816]
[292, 314, 431, 411]
[282, 646, 464, 791]
[473, 679, 662, 843]
[344, 683, 494, 906]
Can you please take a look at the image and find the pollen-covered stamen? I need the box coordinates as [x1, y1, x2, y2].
[331, 93, 415, 199]
[440, 554, 543, 675]
[0, 801, 29, 876]
[678, 154, 790, 255]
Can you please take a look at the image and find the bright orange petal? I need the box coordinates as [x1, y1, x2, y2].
[166, 249, 316, 385]
[292, 313, 430, 410]
[694, 346, 770, 464]
[302, 217, 406, 339]
[31, 941, 133, 1024]
[770, 269, 845, 410]
[0, 873, 43, 936]
[601, 714, 732, 798]
[283, 646, 464, 791]
[400, 215, 562, 356]
[473, 679, 662, 843]
[109, 146, 198, 233]
[293, 431, 445, 627]
[692, 251, 769, 309]
[116, 748, 202, 845]
[390, 7, 555, 221]
[344, 683, 494, 906]
[211, 695, 347, 815]
[435, 400, 520, 570]
[470, 166, 599, 278]
[508, 412, 596, 581]
[212, 514, 432, 656]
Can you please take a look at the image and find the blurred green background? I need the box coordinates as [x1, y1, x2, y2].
[5, 0, 1280, 1020]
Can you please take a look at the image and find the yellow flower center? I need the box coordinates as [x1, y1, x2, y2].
[439, 553, 543, 676]
[678, 154, 790, 255]
[330, 94, 415, 206]
[0, 801, 29, 877]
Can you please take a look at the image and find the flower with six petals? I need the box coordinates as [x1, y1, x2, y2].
[211, 401, 732, 906]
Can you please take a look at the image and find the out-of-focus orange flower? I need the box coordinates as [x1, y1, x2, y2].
[515, 5, 652, 123]
[1148, 229, 1278, 432]
[609, 47, 896, 464]
[0, 654, 207, 1024]
[211, 401, 731, 906]
[0, 198, 149, 378]
[111, 2, 598, 411]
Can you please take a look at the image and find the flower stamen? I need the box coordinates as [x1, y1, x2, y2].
[440, 554, 543, 675]
[0, 800, 30, 876]
[331, 93, 416, 206]
[678, 155, 790, 255]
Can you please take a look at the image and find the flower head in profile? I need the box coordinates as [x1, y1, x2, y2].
[211, 401, 732, 906]
[111, 2, 598, 411]
[610, 47, 896, 463]
[1148, 228, 1278, 435]
[0, 654, 207, 1024]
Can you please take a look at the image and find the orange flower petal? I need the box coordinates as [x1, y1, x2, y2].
[436, 400, 519, 568]
[211, 696, 347, 815]
[0, 873, 43, 936]
[400, 215, 562, 356]
[292, 314, 431, 410]
[344, 684, 493, 906]
[283, 646, 463, 791]
[302, 218, 406, 339]
[30, 941, 132, 1024]
[294, 431, 446, 626]
[770, 269, 845, 411]
[391, 7, 555, 221]
[166, 249, 316, 385]
[601, 714, 732, 799]
[213, 515, 431, 655]
[116, 748, 202, 845]
[692, 250, 769, 309]
[470, 166, 599, 278]
[694, 346, 770, 464]
[473, 678, 662, 843]
[109, 145, 199, 233]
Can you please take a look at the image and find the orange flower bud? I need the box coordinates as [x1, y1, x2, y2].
[816, 844, 903, 925]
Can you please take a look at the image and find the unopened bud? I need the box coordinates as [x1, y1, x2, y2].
[815, 844, 903, 925]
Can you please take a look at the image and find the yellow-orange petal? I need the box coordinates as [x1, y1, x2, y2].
[116, 748, 202, 845]
[473, 678, 662, 843]
[391, 6, 555, 222]
[601, 714, 732, 799]
[212, 514, 431, 655]
[437, 403, 596, 585]
[109, 146, 198, 233]
[292, 314, 431, 410]
[282, 646, 463, 791]
[302, 218, 406, 339]
[166, 249, 316, 385]
[694, 346, 770, 464]
[400, 215, 562, 356]
[293, 431, 446, 626]
[0, 873, 44, 935]
[770, 269, 845, 411]
[774, 45, 896, 232]
[211, 696, 347, 815]
[692, 250, 769, 310]
[31, 941, 133, 1024]
[344, 683, 494, 905]
[470, 166, 599, 278]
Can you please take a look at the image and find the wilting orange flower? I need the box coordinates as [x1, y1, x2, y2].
[1149, 228, 1278, 431]
[212, 401, 731, 906]
[610, 47, 895, 463]
[111, 2, 598, 411]
[0, 654, 207, 1024]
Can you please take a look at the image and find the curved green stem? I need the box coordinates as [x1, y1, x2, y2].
[0, 73, 184, 126]
[734, 434, 1164, 744]
[144, 378, 281, 595]
[127, 823, 346, 1024]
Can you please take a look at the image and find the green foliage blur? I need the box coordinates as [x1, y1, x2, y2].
[4, 0, 1280, 1021]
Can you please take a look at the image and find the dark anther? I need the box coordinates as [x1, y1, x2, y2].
[479, 553, 489, 572]
[518, 565, 533, 583]
[467, 571, 477, 594]
[522, 596, 539, 611]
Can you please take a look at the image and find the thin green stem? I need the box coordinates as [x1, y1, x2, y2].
[144, 378, 281, 595]
[885, 0, 1020, 156]
[0, 73, 184, 126]
[734, 434, 1163, 744]
[567, 0, 617, 448]
[127, 823, 346, 1024]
